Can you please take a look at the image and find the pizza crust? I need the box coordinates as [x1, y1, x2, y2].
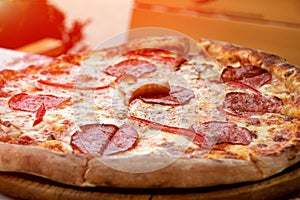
[1, 141, 299, 188]
[84, 155, 262, 188]
[0, 143, 88, 186]
[251, 145, 300, 179]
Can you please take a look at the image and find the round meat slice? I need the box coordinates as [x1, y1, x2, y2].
[192, 121, 253, 145]
[223, 92, 283, 115]
[71, 123, 138, 155]
[8, 93, 70, 112]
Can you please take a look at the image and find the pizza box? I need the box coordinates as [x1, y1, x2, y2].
[129, 0, 300, 66]
[134, 0, 300, 25]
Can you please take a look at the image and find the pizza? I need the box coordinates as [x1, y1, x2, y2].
[0, 36, 299, 188]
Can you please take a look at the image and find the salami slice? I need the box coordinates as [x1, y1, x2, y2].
[192, 121, 253, 145]
[104, 59, 156, 77]
[223, 92, 283, 115]
[71, 124, 138, 155]
[241, 72, 272, 88]
[8, 93, 70, 112]
[221, 65, 271, 88]
[71, 124, 118, 154]
[103, 124, 138, 155]
[125, 48, 186, 70]
[141, 85, 195, 106]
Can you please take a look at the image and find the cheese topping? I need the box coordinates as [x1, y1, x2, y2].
[0, 40, 298, 162]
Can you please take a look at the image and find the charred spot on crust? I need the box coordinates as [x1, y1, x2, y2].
[280, 63, 300, 78]
[207, 146, 246, 159]
[284, 116, 294, 121]
[281, 144, 297, 153]
[284, 69, 295, 78]
[273, 135, 288, 142]
[47, 134, 56, 140]
[280, 63, 296, 70]
[261, 53, 282, 66]
[281, 144, 298, 160]
[246, 118, 261, 126]
[257, 143, 267, 148]
[251, 131, 258, 139]
[222, 151, 242, 159]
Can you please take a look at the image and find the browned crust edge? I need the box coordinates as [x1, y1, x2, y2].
[198, 38, 300, 118]
[85, 154, 300, 188]
[0, 143, 88, 186]
[198, 38, 300, 94]
[0, 142, 299, 188]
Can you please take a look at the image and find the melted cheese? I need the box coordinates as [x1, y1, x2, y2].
[0, 46, 298, 161]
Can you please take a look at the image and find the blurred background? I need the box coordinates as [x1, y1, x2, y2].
[0, 0, 133, 55]
[0, 0, 299, 65]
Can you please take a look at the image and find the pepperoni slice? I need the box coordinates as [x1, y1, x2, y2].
[221, 65, 266, 81]
[8, 93, 70, 112]
[226, 81, 261, 95]
[223, 92, 283, 115]
[125, 48, 186, 70]
[103, 124, 138, 155]
[104, 59, 156, 77]
[241, 72, 272, 88]
[192, 121, 253, 145]
[71, 124, 118, 154]
[141, 85, 195, 106]
[71, 124, 138, 155]
[221, 65, 271, 88]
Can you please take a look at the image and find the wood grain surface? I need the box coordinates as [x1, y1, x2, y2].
[0, 162, 299, 200]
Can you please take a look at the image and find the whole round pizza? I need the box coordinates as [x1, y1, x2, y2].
[0, 36, 299, 188]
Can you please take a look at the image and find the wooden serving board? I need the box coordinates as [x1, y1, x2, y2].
[0, 162, 299, 200]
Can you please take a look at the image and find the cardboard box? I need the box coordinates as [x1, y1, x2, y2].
[130, 0, 300, 66]
[134, 0, 300, 24]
